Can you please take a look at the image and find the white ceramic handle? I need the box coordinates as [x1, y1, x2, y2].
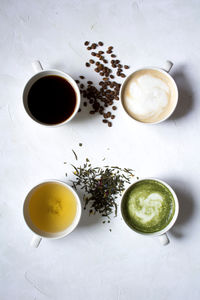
[162, 60, 173, 73]
[31, 235, 42, 248]
[158, 233, 170, 246]
[32, 60, 43, 73]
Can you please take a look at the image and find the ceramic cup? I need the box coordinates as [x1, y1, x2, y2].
[23, 180, 82, 248]
[120, 61, 178, 124]
[23, 60, 81, 126]
[121, 178, 179, 246]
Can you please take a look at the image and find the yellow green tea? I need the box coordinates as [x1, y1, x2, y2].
[28, 182, 77, 233]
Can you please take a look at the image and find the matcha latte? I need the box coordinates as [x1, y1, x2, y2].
[121, 180, 175, 233]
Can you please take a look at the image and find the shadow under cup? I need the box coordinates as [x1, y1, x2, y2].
[23, 70, 80, 126]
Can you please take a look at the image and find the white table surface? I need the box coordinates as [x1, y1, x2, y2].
[1, 0, 200, 299]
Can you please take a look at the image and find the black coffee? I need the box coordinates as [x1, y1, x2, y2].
[28, 75, 77, 125]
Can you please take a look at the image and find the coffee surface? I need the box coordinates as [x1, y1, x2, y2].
[28, 75, 76, 125]
[122, 180, 175, 233]
[122, 69, 177, 123]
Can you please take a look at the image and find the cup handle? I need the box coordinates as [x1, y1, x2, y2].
[162, 60, 173, 73]
[158, 233, 170, 246]
[32, 60, 43, 73]
[31, 235, 42, 248]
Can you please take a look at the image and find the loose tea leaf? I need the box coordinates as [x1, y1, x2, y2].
[72, 149, 78, 160]
[70, 160, 134, 218]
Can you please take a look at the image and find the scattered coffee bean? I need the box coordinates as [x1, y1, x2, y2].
[79, 76, 84, 79]
[77, 41, 130, 127]
[84, 41, 89, 46]
[124, 65, 129, 69]
[87, 46, 91, 50]
[78, 108, 81, 113]
[75, 80, 80, 83]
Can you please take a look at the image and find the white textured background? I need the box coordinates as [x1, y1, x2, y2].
[0, 0, 200, 299]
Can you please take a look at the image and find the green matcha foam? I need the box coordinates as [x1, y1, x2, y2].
[122, 180, 175, 233]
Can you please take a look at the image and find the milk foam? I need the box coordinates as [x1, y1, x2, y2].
[128, 192, 164, 224]
[123, 69, 176, 123]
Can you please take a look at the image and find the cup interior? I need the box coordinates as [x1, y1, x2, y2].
[23, 70, 80, 126]
[23, 180, 82, 239]
[121, 178, 179, 236]
[120, 67, 178, 124]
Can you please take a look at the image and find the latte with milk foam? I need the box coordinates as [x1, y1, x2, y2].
[121, 69, 178, 123]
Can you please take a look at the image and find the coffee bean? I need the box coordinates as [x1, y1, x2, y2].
[98, 41, 103, 46]
[91, 43, 97, 49]
[75, 80, 80, 83]
[91, 52, 96, 56]
[108, 122, 112, 127]
[110, 75, 114, 79]
[84, 41, 89, 46]
[87, 46, 92, 50]
[79, 76, 84, 79]
[116, 60, 120, 64]
[103, 59, 108, 64]
[80, 84, 84, 89]
[100, 72, 104, 76]
[83, 102, 87, 106]
[112, 106, 117, 110]
[103, 119, 108, 123]
[124, 65, 129, 69]
[103, 77, 109, 81]
[99, 51, 104, 54]
[89, 59, 95, 64]
[120, 73, 126, 78]
[111, 54, 116, 58]
[85, 62, 90, 67]
[78, 108, 81, 113]
[108, 46, 113, 50]
[118, 64, 122, 68]
[94, 68, 100, 73]
[96, 61, 100, 66]
[87, 81, 93, 84]
[111, 115, 115, 119]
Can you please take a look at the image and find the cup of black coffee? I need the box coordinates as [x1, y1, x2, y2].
[23, 61, 80, 126]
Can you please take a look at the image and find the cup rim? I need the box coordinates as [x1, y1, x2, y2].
[23, 180, 82, 239]
[120, 67, 179, 125]
[22, 69, 81, 127]
[120, 177, 179, 237]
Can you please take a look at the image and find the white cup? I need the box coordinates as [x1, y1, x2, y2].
[23, 180, 82, 248]
[120, 61, 178, 124]
[121, 178, 179, 246]
[23, 60, 81, 127]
